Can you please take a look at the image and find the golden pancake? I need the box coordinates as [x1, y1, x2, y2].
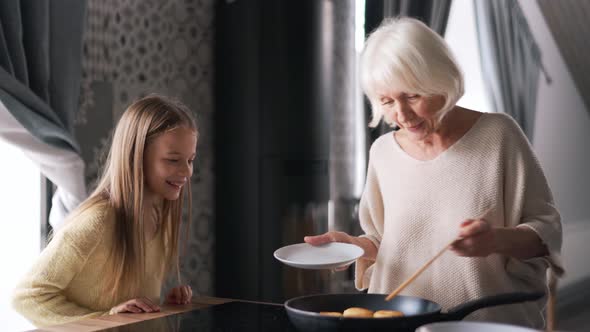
[373, 310, 404, 318]
[342, 307, 374, 318]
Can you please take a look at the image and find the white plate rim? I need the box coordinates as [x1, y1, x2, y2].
[273, 242, 364, 269]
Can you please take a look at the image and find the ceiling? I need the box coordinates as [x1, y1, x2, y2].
[538, 0, 590, 113]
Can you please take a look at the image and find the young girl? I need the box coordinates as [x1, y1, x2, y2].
[12, 94, 198, 327]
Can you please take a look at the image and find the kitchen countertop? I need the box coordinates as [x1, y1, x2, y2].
[25, 296, 234, 332]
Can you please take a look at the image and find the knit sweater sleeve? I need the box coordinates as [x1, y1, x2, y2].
[501, 115, 564, 276]
[355, 145, 385, 290]
[11, 207, 110, 327]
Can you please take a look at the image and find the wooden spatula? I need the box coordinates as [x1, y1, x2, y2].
[385, 237, 459, 301]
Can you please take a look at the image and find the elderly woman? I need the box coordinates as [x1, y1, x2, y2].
[305, 17, 563, 328]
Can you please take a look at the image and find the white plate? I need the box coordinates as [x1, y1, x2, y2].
[416, 321, 541, 332]
[273, 242, 364, 269]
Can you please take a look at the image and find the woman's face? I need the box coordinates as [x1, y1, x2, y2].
[379, 90, 445, 142]
[143, 126, 197, 202]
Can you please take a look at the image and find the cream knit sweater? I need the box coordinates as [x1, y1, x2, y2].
[12, 202, 166, 327]
[355, 113, 563, 328]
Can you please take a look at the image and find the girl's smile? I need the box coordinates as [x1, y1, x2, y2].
[166, 179, 186, 190]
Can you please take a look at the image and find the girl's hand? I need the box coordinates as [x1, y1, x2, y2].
[450, 219, 497, 257]
[166, 285, 193, 305]
[110, 297, 160, 314]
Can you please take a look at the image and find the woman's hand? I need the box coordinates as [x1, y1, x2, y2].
[450, 219, 497, 257]
[166, 285, 193, 305]
[304, 231, 353, 246]
[452, 218, 549, 259]
[304, 231, 378, 270]
[110, 297, 161, 314]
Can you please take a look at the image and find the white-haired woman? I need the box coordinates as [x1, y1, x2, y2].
[305, 17, 562, 328]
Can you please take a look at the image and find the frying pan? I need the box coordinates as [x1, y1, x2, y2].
[285, 291, 544, 332]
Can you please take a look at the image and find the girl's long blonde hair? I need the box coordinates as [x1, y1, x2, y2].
[69, 94, 197, 299]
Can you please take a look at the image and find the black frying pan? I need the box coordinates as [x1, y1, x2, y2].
[285, 291, 544, 332]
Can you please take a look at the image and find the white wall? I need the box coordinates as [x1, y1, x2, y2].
[445, 0, 491, 114]
[519, 0, 590, 287]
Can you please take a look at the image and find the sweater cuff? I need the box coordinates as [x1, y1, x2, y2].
[354, 259, 374, 291]
[516, 223, 564, 277]
[354, 234, 380, 291]
[359, 234, 381, 250]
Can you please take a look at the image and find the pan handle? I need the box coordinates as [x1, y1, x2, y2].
[443, 291, 545, 321]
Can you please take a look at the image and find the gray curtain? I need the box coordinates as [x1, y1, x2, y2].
[474, 0, 548, 140]
[365, 0, 453, 142]
[0, 0, 87, 229]
[383, 0, 452, 34]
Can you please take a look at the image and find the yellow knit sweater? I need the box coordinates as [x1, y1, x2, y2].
[12, 202, 166, 327]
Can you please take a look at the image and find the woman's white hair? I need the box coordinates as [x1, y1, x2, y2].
[360, 17, 464, 127]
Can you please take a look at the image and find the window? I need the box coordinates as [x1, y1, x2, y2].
[445, 0, 492, 114]
[0, 139, 40, 331]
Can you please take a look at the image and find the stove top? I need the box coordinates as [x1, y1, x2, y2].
[99, 301, 298, 332]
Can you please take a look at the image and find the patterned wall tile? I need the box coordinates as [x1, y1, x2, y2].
[76, 0, 214, 296]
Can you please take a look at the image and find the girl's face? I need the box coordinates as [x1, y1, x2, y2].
[379, 90, 445, 142]
[143, 126, 197, 202]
